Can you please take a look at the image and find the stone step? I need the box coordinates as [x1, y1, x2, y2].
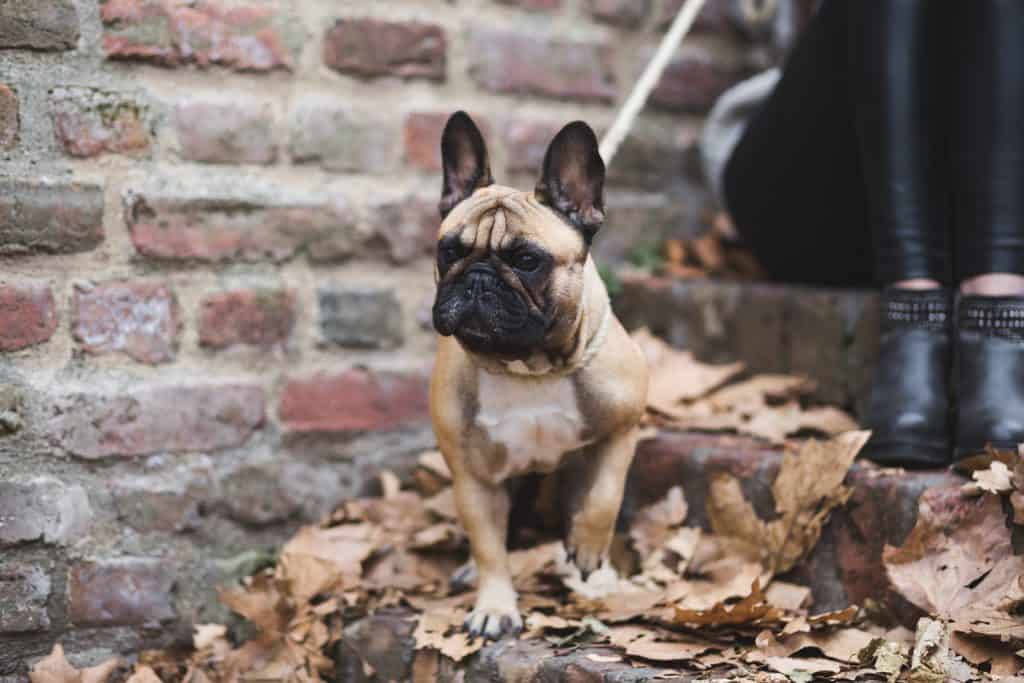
[613, 276, 880, 412]
[625, 431, 961, 622]
[332, 430, 964, 681]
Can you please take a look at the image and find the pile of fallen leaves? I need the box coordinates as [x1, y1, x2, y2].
[658, 212, 766, 281]
[29, 333, 1024, 682]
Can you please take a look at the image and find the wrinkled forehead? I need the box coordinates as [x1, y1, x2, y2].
[438, 185, 585, 256]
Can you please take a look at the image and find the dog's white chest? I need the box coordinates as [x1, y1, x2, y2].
[474, 372, 588, 482]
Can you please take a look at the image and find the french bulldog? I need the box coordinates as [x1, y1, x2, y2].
[429, 112, 649, 639]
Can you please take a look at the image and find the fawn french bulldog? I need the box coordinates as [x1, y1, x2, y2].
[429, 112, 648, 639]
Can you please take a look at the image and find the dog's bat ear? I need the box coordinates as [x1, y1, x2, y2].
[535, 121, 605, 244]
[440, 111, 494, 218]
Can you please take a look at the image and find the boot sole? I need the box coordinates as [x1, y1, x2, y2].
[860, 439, 951, 469]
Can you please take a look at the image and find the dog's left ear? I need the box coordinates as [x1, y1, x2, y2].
[535, 121, 605, 243]
[440, 111, 494, 218]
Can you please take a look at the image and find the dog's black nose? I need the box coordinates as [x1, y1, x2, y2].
[465, 263, 497, 299]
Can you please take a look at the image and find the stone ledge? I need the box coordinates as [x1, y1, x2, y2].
[613, 276, 880, 411]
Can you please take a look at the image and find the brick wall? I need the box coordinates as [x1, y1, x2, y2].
[0, 0, 788, 671]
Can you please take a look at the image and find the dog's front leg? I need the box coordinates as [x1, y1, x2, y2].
[564, 427, 639, 578]
[452, 468, 521, 639]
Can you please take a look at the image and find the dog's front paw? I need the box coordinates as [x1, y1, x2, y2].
[464, 581, 522, 640]
[464, 605, 523, 640]
[566, 542, 606, 580]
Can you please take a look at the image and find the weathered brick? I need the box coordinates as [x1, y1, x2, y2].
[323, 18, 446, 81]
[502, 119, 560, 175]
[72, 280, 180, 365]
[587, 0, 651, 27]
[112, 484, 200, 534]
[468, 29, 616, 102]
[175, 100, 277, 165]
[605, 119, 693, 190]
[0, 0, 79, 51]
[289, 99, 395, 173]
[50, 87, 150, 158]
[0, 180, 104, 256]
[0, 564, 51, 633]
[496, 0, 562, 10]
[50, 383, 265, 459]
[360, 197, 438, 265]
[651, 45, 748, 113]
[100, 0, 295, 71]
[126, 194, 365, 264]
[0, 85, 17, 149]
[318, 286, 403, 350]
[68, 558, 176, 627]
[0, 478, 93, 547]
[0, 283, 57, 352]
[404, 112, 492, 172]
[279, 369, 429, 434]
[218, 465, 301, 526]
[198, 289, 295, 350]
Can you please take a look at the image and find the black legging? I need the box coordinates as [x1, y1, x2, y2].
[724, 0, 1024, 287]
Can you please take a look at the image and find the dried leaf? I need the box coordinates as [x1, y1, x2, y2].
[412, 609, 483, 662]
[278, 523, 378, 602]
[765, 655, 842, 676]
[630, 486, 688, 556]
[884, 493, 1024, 639]
[674, 579, 785, 627]
[760, 628, 876, 663]
[193, 623, 228, 651]
[963, 460, 1014, 496]
[709, 431, 869, 574]
[124, 667, 161, 683]
[30, 645, 121, 683]
[631, 328, 744, 413]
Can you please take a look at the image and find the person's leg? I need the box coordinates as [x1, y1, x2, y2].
[723, 0, 873, 287]
[951, 0, 1024, 461]
[849, 0, 953, 467]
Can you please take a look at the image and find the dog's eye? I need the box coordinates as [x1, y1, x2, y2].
[513, 253, 540, 271]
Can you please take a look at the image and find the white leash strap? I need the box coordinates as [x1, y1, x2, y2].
[598, 0, 709, 166]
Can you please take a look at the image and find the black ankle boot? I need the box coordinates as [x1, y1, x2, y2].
[860, 288, 953, 468]
[955, 295, 1024, 462]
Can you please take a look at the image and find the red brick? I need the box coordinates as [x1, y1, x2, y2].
[100, 0, 294, 71]
[198, 289, 296, 350]
[68, 558, 176, 626]
[468, 29, 616, 102]
[404, 112, 491, 172]
[50, 87, 150, 159]
[51, 383, 265, 459]
[323, 18, 446, 81]
[651, 45, 747, 113]
[175, 100, 276, 165]
[0, 85, 17, 149]
[496, 0, 563, 10]
[587, 0, 651, 27]
[279, 369, 429, 434]
[502, 119, 561, 174]
[126, 194, 355, 264]
[0, 283, 56, 352]
[0, 0, 79, 51]
[0, 180, 104, 256]
[71, 280, 180, 365]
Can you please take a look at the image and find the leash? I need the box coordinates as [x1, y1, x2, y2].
[599, 0, 709, 166]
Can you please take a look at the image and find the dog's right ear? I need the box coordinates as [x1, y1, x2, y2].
[440, 111, 493, 218]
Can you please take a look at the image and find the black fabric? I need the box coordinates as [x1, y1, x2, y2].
[956, 295, 1024, 459]
[724, 0, 1024, 287]
[860, 288, 952, 468]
